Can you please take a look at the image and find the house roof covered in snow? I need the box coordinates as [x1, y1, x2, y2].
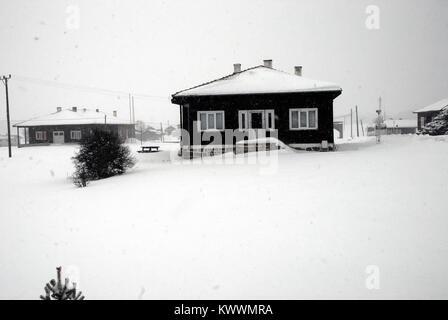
[384, 119, 417, 128]
[13, 108, 131, 127]
[172, 65, 342, 98]
[414, 98, 448, 113]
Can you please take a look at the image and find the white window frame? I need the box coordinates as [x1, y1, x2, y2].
[197, 111, 225, 132]
[70, 130, 82, 140]
[265, 110, 275, 130]
[238, 110, 275, 130]
[238, 111, 248, 129]
[289, 108, 318, 130]
[35, 131, 47, 141]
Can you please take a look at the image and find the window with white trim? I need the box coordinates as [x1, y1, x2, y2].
[71, 130, 82, 140]
[238, 110, 275, 130]
[289, 108, 318, 130]
[197, 111, 225, 131]
[35, 131, 47, 141]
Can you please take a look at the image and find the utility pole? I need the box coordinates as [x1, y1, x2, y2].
[140, 121, 143, 145]
[129, 93, 132, 124]
[131, 96, 135, 124]
[160, 122, 164, 143]
[379, 96, 383, 116]
[1, 75, 12, 158]
[355, 105, 359, 137]
[361, 119, 365, 136]
[350, 108, 353, 138]
[375, 97, 383, 144]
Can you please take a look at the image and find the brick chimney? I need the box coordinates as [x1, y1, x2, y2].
[263, 59, 273, 68]
[113, 110, 117, 117]
[96, 109, 99, 112]
[72, 107, 77, 112]
[233, 63, 241, 73]
[56, 107, 62, 112]
[294, 66, 302, 76]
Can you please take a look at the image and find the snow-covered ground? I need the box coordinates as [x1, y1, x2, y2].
[0, 135, 448, 299]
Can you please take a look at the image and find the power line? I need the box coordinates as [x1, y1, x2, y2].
[13, 75, 170, 100]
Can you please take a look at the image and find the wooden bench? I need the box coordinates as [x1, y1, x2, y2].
[137, 146, 160, 153]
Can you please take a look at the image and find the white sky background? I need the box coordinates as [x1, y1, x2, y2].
[0, 0, 447, 128]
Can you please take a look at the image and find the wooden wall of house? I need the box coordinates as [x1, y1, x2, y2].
[175, 91, 339, 148]
[23, 124, 135, 145]
[416, 111, 440, 131]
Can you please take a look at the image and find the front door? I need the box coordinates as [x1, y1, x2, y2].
[53, 131, 65, 144]
[249, 111, 264, 129]
[239, 110, 275, 130]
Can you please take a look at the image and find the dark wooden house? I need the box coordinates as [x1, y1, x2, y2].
[171, 60, 342, 157]
[414, 98, 448, 131]
[13, 107, 135, 147]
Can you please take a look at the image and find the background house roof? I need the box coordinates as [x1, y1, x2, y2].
[172, 65, 342, 97]
[414, 98, 448, 113]
[384, 119, 417, 128]
[13, 108, 131, 127]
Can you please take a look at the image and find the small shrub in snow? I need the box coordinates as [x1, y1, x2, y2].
[40, 267, 85, 300]
[72, 129, 135, 187]
[421, 108, 448, 136]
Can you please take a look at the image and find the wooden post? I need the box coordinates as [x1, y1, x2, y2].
[140, 122, 143, 145]
[16, 126, 20, 148]
[361, 120, 365, 136]
[160, 122, 164, 143]
[355, 105, 359, 137]
[350, 108, 353, 138]
[131, 96, 135, 124]
[129, 94, 132, 124]
[1, 75, 12, 157]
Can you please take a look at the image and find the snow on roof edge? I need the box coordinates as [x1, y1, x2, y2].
[413, 98, 448, 113]
[172, 65, 342, 98]
[13, 108, 132, 127]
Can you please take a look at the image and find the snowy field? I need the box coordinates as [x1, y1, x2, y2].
[1, 135, 448, 299]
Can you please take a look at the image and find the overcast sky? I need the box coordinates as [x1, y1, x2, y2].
[0, 0, 447, 128]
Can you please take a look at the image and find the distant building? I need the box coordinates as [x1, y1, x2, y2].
[383, 119, 417, 134]
[367, 119, 417, 136]
[164, 125, 176, 136]
[333, 121, 344, 138]
[414, 98, 448, 131]
[171, 60, 342, 157]
[135, 127, 162, 141]
[0, 134, 19, 147]
[13, 107, 135, 147]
